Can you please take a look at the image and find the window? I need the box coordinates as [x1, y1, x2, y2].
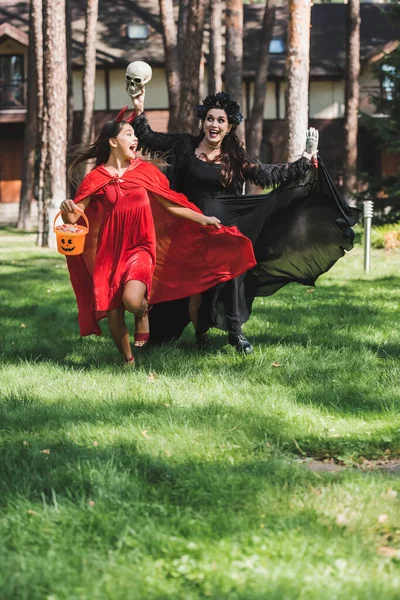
[0, 54, 24, 107]
[127, 23, 149, 40]
[269, 39, 285, 54]
[380, 63, 395, 101]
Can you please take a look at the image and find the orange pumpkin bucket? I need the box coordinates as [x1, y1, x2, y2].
[53, 208, 89, 256]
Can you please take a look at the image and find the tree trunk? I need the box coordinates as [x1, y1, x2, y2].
[225, 0, 244, 143]
[208, 0, 223, 94]
[66, 0, 74, 197]
[247, 0, 276, 160]
[81, 0, 98, 147]
[285, 0, 311, 162]
[159, 0, 181, 132]
[343, 0, 360, 206]
[66, 0, 74, 147]
[178, 0, 207, 134]
[31, 0, 45, 243]
[177, 0, 189, 66]
[17, 0, 38, 230]
[38, 0, 68, 248]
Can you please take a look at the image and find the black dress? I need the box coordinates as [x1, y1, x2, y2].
[133, 114, 359, 342]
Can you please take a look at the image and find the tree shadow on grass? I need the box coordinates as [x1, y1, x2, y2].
[0, 389, 399, 469]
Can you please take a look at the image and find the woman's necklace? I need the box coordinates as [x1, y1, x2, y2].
[202, 138, 222, 150]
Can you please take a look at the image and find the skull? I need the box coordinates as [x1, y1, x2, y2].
[125, 61, 152, 98]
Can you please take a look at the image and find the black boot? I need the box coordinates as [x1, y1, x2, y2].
[228, 332, 253, 354]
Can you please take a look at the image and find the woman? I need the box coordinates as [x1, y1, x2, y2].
[131, 91, 341, 354]
[60, 109, 256, 365]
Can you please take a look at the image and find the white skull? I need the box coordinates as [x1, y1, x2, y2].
[125, 61, 152, 98]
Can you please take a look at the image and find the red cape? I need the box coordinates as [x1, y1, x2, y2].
[67, 159, 256, 336]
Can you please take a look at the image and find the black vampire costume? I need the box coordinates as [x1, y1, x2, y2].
[132, 93, 358, 349]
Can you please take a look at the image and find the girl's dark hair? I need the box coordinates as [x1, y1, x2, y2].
[68, 119, 166, 186]
[68, 119, 125, 186]
[198, 118, 253, 193]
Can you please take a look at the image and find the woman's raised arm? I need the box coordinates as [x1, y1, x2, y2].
[131, 89, 185, 154]
[243, 128, 319, 189]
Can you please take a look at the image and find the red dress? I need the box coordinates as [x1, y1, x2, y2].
[67, 159, 256, 336]
[91, 166, 156, 314]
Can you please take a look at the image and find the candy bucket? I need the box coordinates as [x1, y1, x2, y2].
[53, 208, 89, 256]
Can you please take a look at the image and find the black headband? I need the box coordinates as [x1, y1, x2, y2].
[196, 92, 244, 125]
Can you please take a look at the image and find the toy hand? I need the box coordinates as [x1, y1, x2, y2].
[303, 127, 319, 159]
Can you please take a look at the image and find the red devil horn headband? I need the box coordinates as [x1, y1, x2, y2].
[115, 106, 136, 124]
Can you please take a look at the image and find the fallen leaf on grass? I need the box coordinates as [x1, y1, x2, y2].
[271, 362, 281, 367]
[141, 430, 150, 438]
[377, 546, 400, 558]
[378, 514, 388, 523]
[40, 449, 50, 455]
[306, 289, 315, 293]
[336, 514, 349, 526]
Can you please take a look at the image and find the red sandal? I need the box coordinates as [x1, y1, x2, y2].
[134, 307, 150, 347]
[123, 356, 135, 368]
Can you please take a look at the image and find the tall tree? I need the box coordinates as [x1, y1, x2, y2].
[159, 0, 181, 132]
[38, 0, 68, 247]
[208, 0, 223, 94]
[285, 0, 311, 162]
[178, 0, 208, 134]
[247, 0, 276, 160]
[66, 0, 74, 148]
[177, 0, 189, 65]
[81, 0, 98, 147]
[17, 0, 40, 230]
[225, 0, 245, 142]
[30, 0, 45, 241]
[343, 0, 360, 205]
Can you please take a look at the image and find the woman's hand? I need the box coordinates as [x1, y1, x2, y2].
[132, 88, 145, 115]
[202, 216, 221, 229]
[60, 199, 78, 214]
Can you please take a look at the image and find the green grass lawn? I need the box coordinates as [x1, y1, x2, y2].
[1, 229, 400, 600]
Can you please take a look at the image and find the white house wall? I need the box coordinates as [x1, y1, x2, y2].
[72, 69, 107, 111]
[70, 65, 383, 120]
[309, 81, 345, 119]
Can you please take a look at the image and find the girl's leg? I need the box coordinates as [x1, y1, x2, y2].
[107, 307, 134, 363]
[189, 294, 202, 330]
[123, 280, 148, 347]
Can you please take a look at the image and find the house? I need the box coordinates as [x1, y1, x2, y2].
[0, 0, 399, 223]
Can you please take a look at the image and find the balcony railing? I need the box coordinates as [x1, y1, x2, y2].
[0, 78, 26, 109]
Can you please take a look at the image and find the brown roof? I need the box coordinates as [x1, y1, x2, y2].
[0, 1, 399, 76]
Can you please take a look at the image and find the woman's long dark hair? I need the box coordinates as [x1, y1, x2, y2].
[198, 121, 253, 193]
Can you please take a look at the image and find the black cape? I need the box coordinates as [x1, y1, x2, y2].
[149, 158, 359, 342]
